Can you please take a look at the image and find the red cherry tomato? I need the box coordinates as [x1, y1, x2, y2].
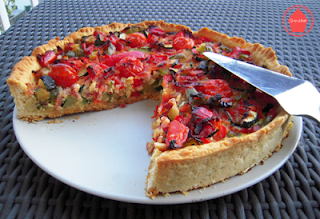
[112, 51, 146, 64]
[49, 63, 79, 87]
[173, 31, 185, 40]
[116, 56, 144, 78]
[173, 37, 194, 50]
[165, 120, 189, 149]
[196, 79, 233, 97]
[126, 33, 147, 48]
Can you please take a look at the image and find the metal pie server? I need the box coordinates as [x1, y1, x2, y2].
[203, 52, 320, 123]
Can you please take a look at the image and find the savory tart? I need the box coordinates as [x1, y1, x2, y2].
[7, 21, 292, 198]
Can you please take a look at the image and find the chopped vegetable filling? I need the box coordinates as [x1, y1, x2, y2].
[31, 25, 279, 152]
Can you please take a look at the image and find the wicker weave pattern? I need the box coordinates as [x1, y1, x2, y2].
[0, 0, 319, 218]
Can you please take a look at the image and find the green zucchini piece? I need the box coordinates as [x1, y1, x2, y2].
[158, 69, 169, 76]
[124, 26, 140, 34]
[186, 88, 198, 98]
[49, 89, 58, 104]
[128, 46, 151, 52]
[34, 88, 50, 104]
[61, 96, 78, 108]
[240, 110, 258, 128]
[169, 53, 186, 60]
[158, 42, 173, 49]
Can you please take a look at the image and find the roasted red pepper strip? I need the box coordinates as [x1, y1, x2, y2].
[174, 115, 191, 126]
[81, 42, 95, 55]
[165, 120, 189, 149]
[148, 26, 166, 36]
[228, 47, 251, 59]
[101, 51, 147, 67]
[192, 107, 214, 120]
[37, 51, 57, 67]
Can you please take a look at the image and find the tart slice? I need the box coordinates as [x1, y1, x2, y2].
[7, 21, 292, 198]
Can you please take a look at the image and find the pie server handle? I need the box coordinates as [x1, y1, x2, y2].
[274, 81, 320, 124]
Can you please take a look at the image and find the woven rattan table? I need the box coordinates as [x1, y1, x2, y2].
[0, 0, 319, 218]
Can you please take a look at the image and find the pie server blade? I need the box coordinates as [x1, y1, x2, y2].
[203, 52, 320, 123]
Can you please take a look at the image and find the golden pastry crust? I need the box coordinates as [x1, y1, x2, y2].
[7, 21, 292, 199]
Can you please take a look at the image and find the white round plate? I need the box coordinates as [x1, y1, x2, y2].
[13, 100, 302, 204]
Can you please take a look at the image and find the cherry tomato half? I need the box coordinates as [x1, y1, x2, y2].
[165, 120, 189, 149]
[116, 56, 144, 78]
[126, 33, 147, 48]
[196, 79, 233, 97]
[49, 63, 79, 87]
[112, 51, 146, 64]
[173, 37, 194, 50]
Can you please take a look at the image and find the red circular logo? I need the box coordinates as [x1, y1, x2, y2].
[282, 5, 314, 37]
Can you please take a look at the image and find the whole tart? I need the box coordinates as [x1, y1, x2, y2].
[7, 21, 292, 198]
